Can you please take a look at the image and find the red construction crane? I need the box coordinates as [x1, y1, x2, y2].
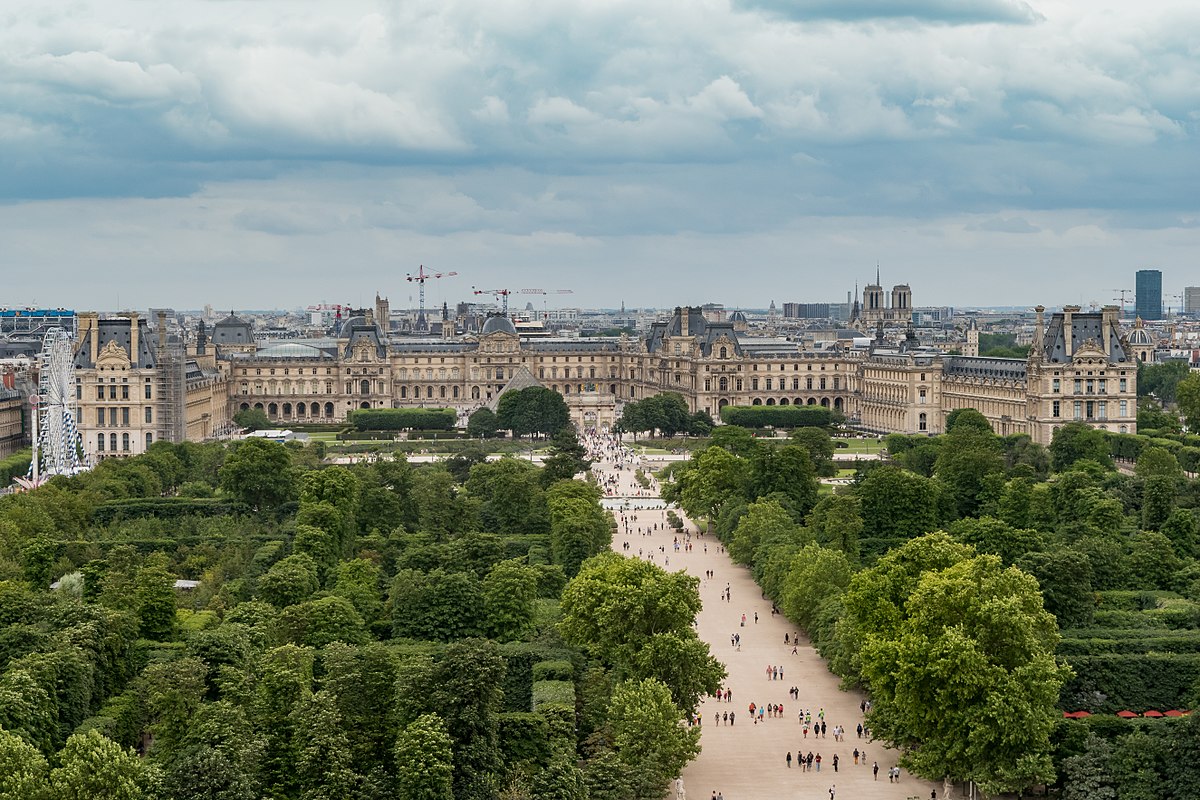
[406, 265, 458, 328]
[472, 287, 513, 314]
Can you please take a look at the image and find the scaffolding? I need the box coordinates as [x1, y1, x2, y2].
[154, 312, 186, 444]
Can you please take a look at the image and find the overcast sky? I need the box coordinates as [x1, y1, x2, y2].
[2, 0, 1197, 313]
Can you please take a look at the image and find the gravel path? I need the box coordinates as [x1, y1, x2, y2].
[591, 444, 942, 800]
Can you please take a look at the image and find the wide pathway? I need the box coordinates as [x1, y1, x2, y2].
[589, 440, 940, 800]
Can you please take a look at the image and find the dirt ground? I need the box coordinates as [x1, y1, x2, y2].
[594, 448, 942, 800]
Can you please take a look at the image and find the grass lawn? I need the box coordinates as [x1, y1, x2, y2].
[836, 438, 887, 455]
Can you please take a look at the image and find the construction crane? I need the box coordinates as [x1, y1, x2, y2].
[1113, 289, 1131, 318]
[472, 287, 513, 315]
[406, 265, 458, 330]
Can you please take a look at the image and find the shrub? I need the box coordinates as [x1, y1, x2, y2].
[533, 660, 573, 682]
[719, 405, 833, 429]
[532, 680, 575, 711]
[348, 408, 456, 431]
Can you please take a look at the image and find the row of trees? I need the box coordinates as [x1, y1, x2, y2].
[0, 420, 707, 798]
[667, 411, 1200, 796]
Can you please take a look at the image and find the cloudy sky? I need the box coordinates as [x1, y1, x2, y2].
[2, 0, 1197, 313]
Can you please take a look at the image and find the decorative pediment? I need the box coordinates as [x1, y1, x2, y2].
[96, 339, 131, 369]
[351, 336, 377, 362]
[1072, 338, 1107, 361]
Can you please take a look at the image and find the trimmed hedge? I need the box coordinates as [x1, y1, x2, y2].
[532, 680, 575, 711]
[497, 712, 550, 768]
[349, 408, 455, 431]
[1059, 629, 1200, 655]
[1061, 652, 1200, 712]
[719, 405, 833, 429]
[532, 659, 573, 682]
[92, 497, 251, 524]
[0, 449, 31, 484]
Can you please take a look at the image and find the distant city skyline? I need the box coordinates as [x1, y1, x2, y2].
[2, 0, 1197, 309]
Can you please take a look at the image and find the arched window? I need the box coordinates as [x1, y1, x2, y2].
[282, 402, 292, 416]
[919, 412, 928, 432]
[311, 402, 320, 416]
[400, 386, 407, 399]
[254, 402, 264, 410]
[439, 386, 446, 398]
[121, 433, 129, 451]
[719, 376, 728, 391]
[360, 379, 371, 395]
[452, 386, 460, 398]
[471, 386, 480, 400]
[834, 397, 844, 411]
[268, 403, 278, 415]
[779, 398, 789, 405]
[110, 433, 118, 452]
[752, 398, 762, 406]
[427, 386, 434, 398]
[361, 401, 371, 409]
[97, 433, 105, 452]
[297, 403, 306, 417]
[719, 346, 727, 358]
[145, 432, 153, 450]
[240, 402, 250, 411]
[766, 398, 776, 406]
[324, 402, 334, 418]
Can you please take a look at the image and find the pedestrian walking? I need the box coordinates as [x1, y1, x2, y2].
[873, 761, 878, 780]
[815, 753, 822, 772]
[832, 754, 839, 772]
[787, 751, 792, 768]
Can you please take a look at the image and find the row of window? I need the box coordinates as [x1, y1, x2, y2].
[1051, 378, 1128, 394]
[96, 432, 152, 452]
[1051, 399, 1128, 419]
[84, 383, 153, 400]
[95, 407, 153, 427]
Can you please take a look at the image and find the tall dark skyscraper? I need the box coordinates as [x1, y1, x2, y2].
[1136, 269, 1163, 320]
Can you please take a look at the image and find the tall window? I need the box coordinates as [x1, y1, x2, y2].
[1052, 400, 1060, 418]
[145, 382, 152, 399]
[918, 412, 927, 432]
[97, 433, 105, 451]
[146, 432, 153, 449]
[122, 407, 130, 426]
[122, 433, 130, 452]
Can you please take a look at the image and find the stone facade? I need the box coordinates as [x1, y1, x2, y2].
[69, 302, 1139, 453]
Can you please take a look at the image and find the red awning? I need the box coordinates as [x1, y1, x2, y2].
[1144, 710, 1165, 718]
[1165, 710, 1186, 717]
[1116, 710, 1139, 718]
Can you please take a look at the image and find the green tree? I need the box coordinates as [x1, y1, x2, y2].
[394, 714, 454, 800]
[134, 562, 178, 641]
[531, 755, 588, 800]
[858, 553, 1067, 795]
[855, 466, 940, 542]
[141, 656, 208, 760]
[945, 407, 993, 435]
[677, 446, 750, 523]
[750, 444, 818, 515]
[1177, 372, 1200, 431]
[280, 596, 368, 648]
[466, 459, 549, 537]
[1136, 447, 1183, 480]
[780, 543, 854, 631]
[806, 494, 863, 562]
[540, 427, 593, 486]
[497, 387, 570, 439]
[0, 727, 48, 800]
[1143, 475, 1178, 531]
[607, 679, 700, 788]
[291, 690, 360, 800]
[48, 729, 151, 800]
[791, 427, 836, 476]
[1049, 422, 1112, 472]
[258, 554, 320, 609]
[331, 558, 384, 626]
[466, 407, 501, 439]
[159, 701, 266, 800]
[390, 569, 482, 641]
[299, 466, 360, 518]
[480, 559, 538, 641]
[233, 407, 271, 432]
[1016, 547, 1095, 628]
[559, 554, 722, 709]
[219, 438, 295, 510]
[293, 524, 338, 580]
[934, 427, 1004, 519]
[1139, 359, 1190, 404]
[727, 499, 803, 566]
[947, 516, 1046, 566]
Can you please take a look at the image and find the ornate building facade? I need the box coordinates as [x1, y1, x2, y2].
[68, 302, 1137, 457]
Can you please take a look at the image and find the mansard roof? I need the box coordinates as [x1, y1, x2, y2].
[211, 313, 253, 345]
[1042, 311, 1128, 364]
[943, 356, 1028, 381]
[646, 306, 741, 357]
[74, 318, 157, 368]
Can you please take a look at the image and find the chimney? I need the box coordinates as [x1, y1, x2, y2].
[1101, 305, 1118, 356]
[116, 311, 141, 366]
[680, 307, 689, 338]
[79, 312, 99, 364]
[1063, 305, 1079, 358]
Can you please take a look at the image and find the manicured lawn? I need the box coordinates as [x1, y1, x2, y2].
[835, 438, 886, 454]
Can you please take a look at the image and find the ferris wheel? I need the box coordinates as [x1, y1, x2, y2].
[17, 328, 87, 488]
